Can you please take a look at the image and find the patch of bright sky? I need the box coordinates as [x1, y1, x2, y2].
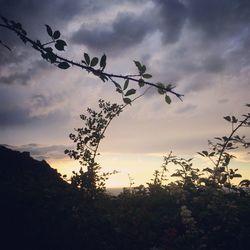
[48, 151, 250, 188]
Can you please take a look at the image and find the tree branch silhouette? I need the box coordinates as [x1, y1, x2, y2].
[0, 16, 183, 104]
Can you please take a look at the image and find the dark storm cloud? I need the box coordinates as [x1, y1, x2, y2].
[0, 0, 83, 32]
[0, 0, 83, 86]
[0, 0, 110, 68]
[18, 144, 67, 160]
[71, 0, 188, 51]
[154, 0, 187, 44]
[0, 47, 29, 65]
[186, 0, 250, 39]
[0, 70, 33, 85]
[0, 0, 83, 52]
[0, 88, 33, 127]
[2, 143, 67, 160]
[0, 0, 149, 86]
[0, 103, 69, 128]
[153, 0, 250, 43]
[0, 0, 146, 39]
[0, 87, 69, 128]
[0, 108, 31, 127]
[1, 0, 249, 53]
[0, 0, 249, 90]
[0, 58, 50, 85]
[201, 55, 225, 74]
[70, 0, 250, 66]
[71, 11, 156, 53]
[148, 0, 250, 93]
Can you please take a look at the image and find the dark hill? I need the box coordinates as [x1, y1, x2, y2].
[0, 146, 116, 250]
[0, 145, 67, 189]
[0, 146, 77, 250]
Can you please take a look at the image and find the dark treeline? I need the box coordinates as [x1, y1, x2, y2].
[1, 145, 250, 250]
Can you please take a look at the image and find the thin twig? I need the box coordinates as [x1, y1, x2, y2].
[216, 115, 250, 168]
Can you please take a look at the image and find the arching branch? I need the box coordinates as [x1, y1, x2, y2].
[0, 16, 184, 104]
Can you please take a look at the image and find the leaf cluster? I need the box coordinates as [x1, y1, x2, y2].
[64, 100, 123, 198]
[197, 107, 250, 187]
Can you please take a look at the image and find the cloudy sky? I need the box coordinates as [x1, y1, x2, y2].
[0, 0, 250, 187]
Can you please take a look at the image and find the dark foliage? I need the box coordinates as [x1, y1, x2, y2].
[1, 145, 250, 250]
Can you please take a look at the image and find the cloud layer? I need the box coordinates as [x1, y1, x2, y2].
[0, 0, 249, 163]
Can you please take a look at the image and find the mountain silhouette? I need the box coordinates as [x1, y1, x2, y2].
[0, 145, 67, 188]
[0, 146, 76, 250]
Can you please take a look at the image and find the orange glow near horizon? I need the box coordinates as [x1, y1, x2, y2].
[48, 152, 250, 188]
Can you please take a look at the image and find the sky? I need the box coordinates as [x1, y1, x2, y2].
[0, 0, 250, 187]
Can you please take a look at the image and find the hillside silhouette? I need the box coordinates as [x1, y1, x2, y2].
[0, 145, 67, 188]
[0, 146, 116, 250]
[0, 146, 76, 250]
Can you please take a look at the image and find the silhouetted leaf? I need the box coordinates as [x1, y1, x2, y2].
[209, 152, 215, 157]
[90, 57, 99, 67]
[232, 116, 238, 123]
[113, 81, 122, 90]
[99, 74, 108, 82]
[55, 39, 67, 51]
[53, 30, 60, 39]
[166, 84, 173, 91]
[116, 88, 123, 94]
[11, 21, 22, 30]
[93, 70, 102, 76]
[224, 116, 231, 122]
[165, 95, 171, 104]
[171, 173, 181, 177]
[58, 62, 70, 69]
[1, 16, 9, 25]
[239, 179, 250, 187]
[157, 83, 166, 95]
[123, 98, 131, 104]
[21, 28, 27, 36]
[47, 52, 56, 63]
[134, 60, 143, 73]
[125, 89, 136, 96]
[20, 35, 27, 44]
[36, 40, 42, 46]
[233, 173, 242, 178]
[202, 167, 214, 173]
[214, 137, 222, 140]
[123, 79, 129, 90]
[142, 73, 152, 79]
[100, 54, 106, 69]
[84, 53, 90, 65]
[41, 52, 48, 60]
[45, 24, 53, 37]
[45, 47, 53, 52]
[202, 151, 208, 156]
[141, 65, 146, 74]
[138, 78, 145, 87]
